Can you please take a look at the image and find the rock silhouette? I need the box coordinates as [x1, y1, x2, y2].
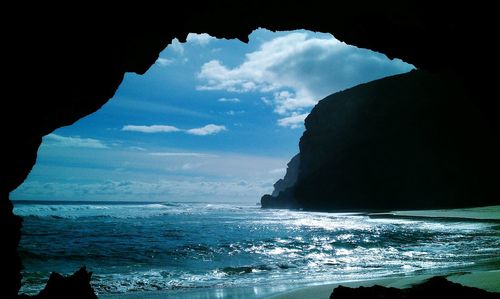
[272, 154, 300, 197]
[19, 268, 98, 299]
[330, 276, 500, 299]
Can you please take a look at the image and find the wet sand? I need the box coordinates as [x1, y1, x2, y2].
[267, 270, 500, 299]
[100, 270, 499, 299]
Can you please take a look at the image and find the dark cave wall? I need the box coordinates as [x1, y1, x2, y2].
[6, 3, 499, 195]
[3, 2, 499, 297]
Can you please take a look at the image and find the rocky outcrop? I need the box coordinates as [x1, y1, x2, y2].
[262, 154, 301, 208]
[262, 70, 500, 210]
[19, 267, 97, 299]
[272, 154, 300, 197]
[3, 2, 500, 297]
[329, 276, 500, 299]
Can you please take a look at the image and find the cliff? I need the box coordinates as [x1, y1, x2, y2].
[262, 70, 500, 210]
[272, 154, 300, 197]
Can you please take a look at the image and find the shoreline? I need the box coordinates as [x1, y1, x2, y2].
[98, 270, 500, 299]
[371, 205, 500, 222]
[266, 270, 500, 299]
[96, 206, 500, 299]
[29, 206, 500, 299]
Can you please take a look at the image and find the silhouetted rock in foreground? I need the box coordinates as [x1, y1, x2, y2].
[330, 276, 500, 299]
[262, 70, 500, 210]
[20, 267, 97, 299]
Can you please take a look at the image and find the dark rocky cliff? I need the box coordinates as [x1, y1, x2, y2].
[272, 154, 300, 197]
[262, 154, 301, 209]
[262, 70, 500, 210]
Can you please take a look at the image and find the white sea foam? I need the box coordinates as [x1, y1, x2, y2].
[13, 202, 191, 219]
[17, 202, 500, 296]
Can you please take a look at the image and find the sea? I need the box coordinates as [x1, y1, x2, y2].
[13, 201, 500, 297]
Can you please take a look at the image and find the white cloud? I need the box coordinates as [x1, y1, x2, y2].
[197, 32, 413, 127]
[218, 97, 240, 103]
[122, 125, 181, 133]
[156, 57, 173, 67]
[114, 98, 213, 120]
[44, 134, 108, 149]
[129, 146, 147, 151]
[13, 178, 274, 203]
[149, 152, 216, 158]
[12, 146, 290, 202]
[169, 39, 184, 55]
[181, 163, 197, 170]
[272, 90, 316, 115]
[122, 124, 227, 136]
[277, 113, 309, 129]
[226, 110, 245, 116]
[166, 34, 214, 56]
[269, 168, 286, 175]
[186, 33, 215, 46]
[260, 96, 272, 105]
[186, 124, 227, 136]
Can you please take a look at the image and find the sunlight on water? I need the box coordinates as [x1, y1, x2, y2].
[14, 202, 500, 295]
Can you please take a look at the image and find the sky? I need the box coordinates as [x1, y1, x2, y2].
[12, 29, 413, 203]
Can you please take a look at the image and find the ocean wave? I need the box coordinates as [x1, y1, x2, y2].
[90, 268, 276, 294]
[13, 201, 249, 219]
[219, 264, 275, 276]
[14, 203, 181, 219]
[18, 203, 500, 295]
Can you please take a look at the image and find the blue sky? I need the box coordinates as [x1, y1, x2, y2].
[12, 29, 413, 203]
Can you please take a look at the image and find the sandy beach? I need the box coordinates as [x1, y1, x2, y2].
[267, 270, 500, 299]
[382, 205, 500, 221]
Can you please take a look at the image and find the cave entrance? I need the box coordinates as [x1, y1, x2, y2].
[12, 29, 413, 296]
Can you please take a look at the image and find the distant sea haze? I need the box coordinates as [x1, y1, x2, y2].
[14, 201, 500, 296]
